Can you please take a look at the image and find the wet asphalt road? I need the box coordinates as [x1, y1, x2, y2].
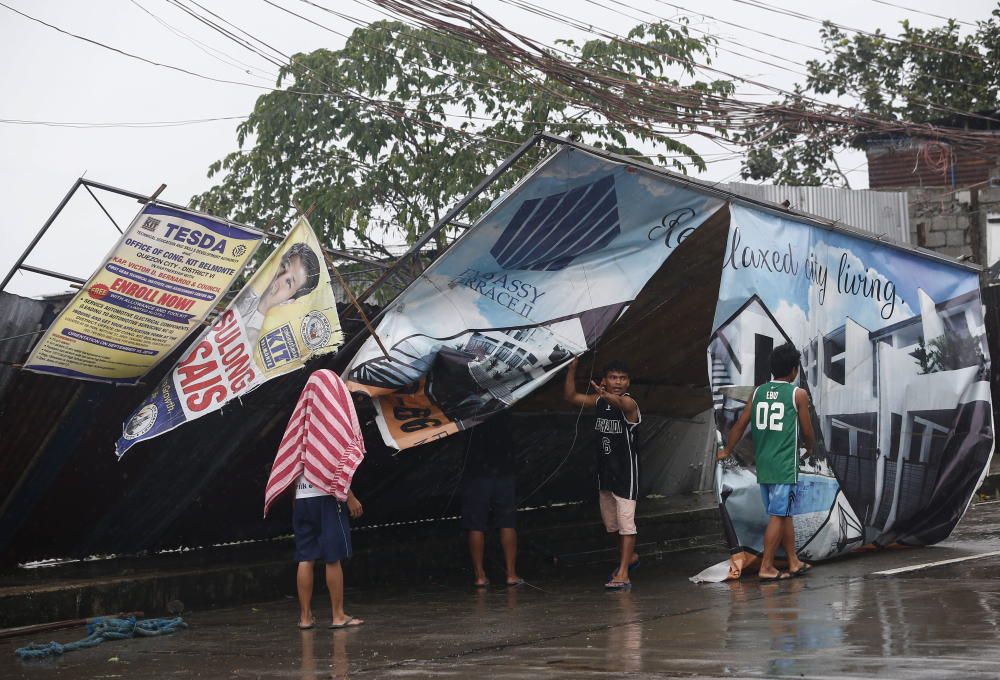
[4, 500, 1000, 679]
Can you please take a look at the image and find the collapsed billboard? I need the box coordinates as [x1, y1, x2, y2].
[345, 147, 724, 449]
[23, 204, 262, 384]
[711, 204, 993, 568]
[347, 136, 991, 565]
[116, 217, 343, 457]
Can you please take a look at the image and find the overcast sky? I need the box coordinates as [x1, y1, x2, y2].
[0, 0, 992, 298]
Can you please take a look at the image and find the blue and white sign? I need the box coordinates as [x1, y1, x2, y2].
[345, 147, 725, 449]
[711, 204, 993, 566]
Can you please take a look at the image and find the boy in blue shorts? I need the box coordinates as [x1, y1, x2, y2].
[294, 478, 365, 629]
[718, 343, 815, 580]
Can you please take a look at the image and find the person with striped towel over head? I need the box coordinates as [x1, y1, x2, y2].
[264, 369, 366, 629]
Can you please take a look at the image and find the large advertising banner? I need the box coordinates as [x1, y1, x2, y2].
[709, 204, 993, 572]
[23, 204, 262, 384]
[116, 217, 343, 457]
[344, 147, 726, 449]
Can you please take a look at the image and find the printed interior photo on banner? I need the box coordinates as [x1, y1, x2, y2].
[116, 217, 343, 457]
[344, 147, 725, 449]
[22, 204, 262, 384]
[702, 204, 993, 579]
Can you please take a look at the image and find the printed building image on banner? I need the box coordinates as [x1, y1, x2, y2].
[344, 147, 725, 449]
[711, 204, 993, 566]
[116, 217, 343, 457]
[23, 205, 262, 384]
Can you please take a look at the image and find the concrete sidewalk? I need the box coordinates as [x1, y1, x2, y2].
[5, 469, 999, 632]
[3, 499, 1000, 678]
[0, 494, 721, 629]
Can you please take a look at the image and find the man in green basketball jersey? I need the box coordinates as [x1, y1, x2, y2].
[717, 343, 815, 580]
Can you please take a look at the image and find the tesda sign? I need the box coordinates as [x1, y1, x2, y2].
[23, 204, 262, 384]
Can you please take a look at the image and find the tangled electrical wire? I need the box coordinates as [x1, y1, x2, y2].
[367, 0, 1000, 158]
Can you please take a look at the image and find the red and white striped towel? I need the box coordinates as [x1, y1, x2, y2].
[263, 369, 365, 517]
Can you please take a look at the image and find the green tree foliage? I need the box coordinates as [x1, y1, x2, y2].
[192, 20, 732, 256]
[739, 8, 1000, 186]
[915, 333, 982, 373]
[913, 336, 934, 374]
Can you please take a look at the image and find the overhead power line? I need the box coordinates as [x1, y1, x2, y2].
[725, 0, 988, 62]
[260, 0, 1000, 155]
[5, 0, 996, 177]
[867, 0, 978, 28]
[337, 0, 985, 133]
[365, 0, 1000, 153]
[129, 0, 274, 80]
[484, 0, 1000, 130]
[177, 0, 730, 157]
[648, 0, 977, 92]
[650, 0, 824, 53]
[0, 0, 525, 149]
[580, 0, 990, 123]
[171, 0, 631, 142]
[0, 116, 248, 128]
[0, 0, 282, 89]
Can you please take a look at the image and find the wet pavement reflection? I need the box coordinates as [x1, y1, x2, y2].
[299, 627, 349, 680]
[5, 501, 1000, 678]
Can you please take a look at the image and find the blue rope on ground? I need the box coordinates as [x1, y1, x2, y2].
[15, 615, 187, 660]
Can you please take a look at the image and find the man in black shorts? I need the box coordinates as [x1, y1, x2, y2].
[461, 409, 523, 587]
[564, 357, 641, 589]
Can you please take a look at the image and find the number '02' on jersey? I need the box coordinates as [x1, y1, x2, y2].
[750, 380, 799, 485]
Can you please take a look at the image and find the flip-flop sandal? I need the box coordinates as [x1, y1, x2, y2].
[297, 619, 315, 630]
[474, 580, 490, 588]
[506, 578, 525, 587]
[604, 580, 632, 590]
[758, 571, 792, 581]
[790, 564, 813, 577]
[609, 559, 641, 582]
[329, 616, 364, 629]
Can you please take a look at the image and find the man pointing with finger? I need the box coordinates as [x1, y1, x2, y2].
[564, 357, 641, 590]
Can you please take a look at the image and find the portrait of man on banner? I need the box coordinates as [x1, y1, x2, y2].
[115, 217, 343, 458]
[235, 242, 322, 348]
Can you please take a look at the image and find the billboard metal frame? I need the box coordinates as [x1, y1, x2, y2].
[0, 178, 389, 294]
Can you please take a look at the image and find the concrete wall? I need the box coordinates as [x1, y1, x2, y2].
[907, 177, 1000, 265]
[910, 187, 977, 260]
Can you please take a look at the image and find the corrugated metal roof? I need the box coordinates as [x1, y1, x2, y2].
[721, 183, 910, 244]
[864, 135, 1000, 189]
[0, 293, 48, 402]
